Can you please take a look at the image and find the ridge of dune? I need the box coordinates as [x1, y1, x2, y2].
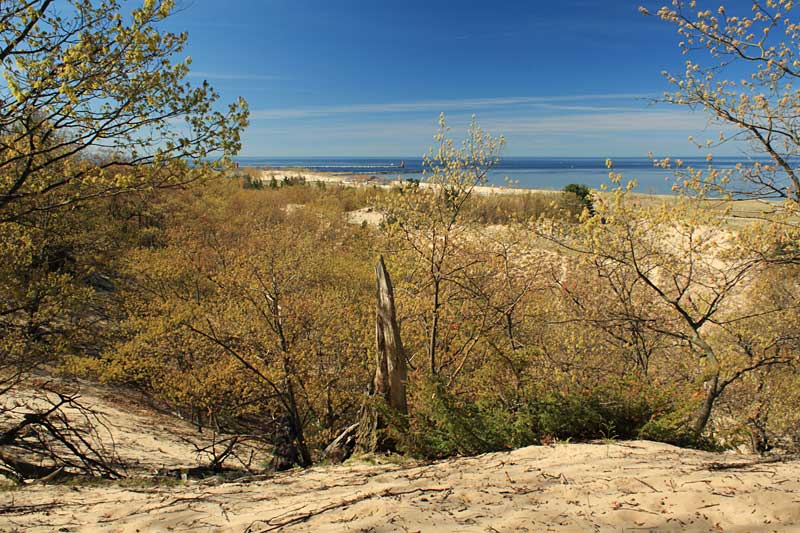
[1, 385, 797, 533]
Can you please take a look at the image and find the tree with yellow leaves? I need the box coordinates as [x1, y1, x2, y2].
[381, 114, 505, 377]
[541, 177, 798, 442]
[643, 0, 799, 209]
[0, 0, 247, 479]
[0, 0, 247, 376]
[1, 0, 248, 220]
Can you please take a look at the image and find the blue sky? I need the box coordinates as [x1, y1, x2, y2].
[163, 0, 743, 157]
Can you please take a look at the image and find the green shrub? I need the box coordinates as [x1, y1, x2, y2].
[563, 183, 594, 215]
[401, 378, 677, 459]
[535, 384, 658, 441]
[241, 174, 264, 189]
[637, 408, 719, 450]
[399, 380, 502, 458]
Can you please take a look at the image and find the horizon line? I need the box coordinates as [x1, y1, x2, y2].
[233, 154, 752, 159]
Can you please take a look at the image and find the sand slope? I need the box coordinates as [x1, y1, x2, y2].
[2, 438, 798, 532]
[1, 384, 798, 532]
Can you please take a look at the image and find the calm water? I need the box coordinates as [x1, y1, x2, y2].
[233, 156, 760, 195]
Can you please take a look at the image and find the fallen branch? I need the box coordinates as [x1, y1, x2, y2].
[322, 422, 359, 464]
[0, 385, 123, 480]
[244, 486, 450, 532]
[634, 476, 661, 493]
[705, 454, 799, 471]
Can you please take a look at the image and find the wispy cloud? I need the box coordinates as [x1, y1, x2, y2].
[188, 71, 290, 82]
[249, 93, 656, 120]
[241, 104, 728, 157]
[533, 103, 650, 112]
[482, 110, 712, 134]
[240, 93, 731, 157]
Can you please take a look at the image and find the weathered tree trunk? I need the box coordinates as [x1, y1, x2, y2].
[747, 378, 771, 453]
[355, 256, 408, 454]
[322, 422, 359, 463]
[375, 256, 408, 415]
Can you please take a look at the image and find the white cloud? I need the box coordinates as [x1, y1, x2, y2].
[482, 110, 713, 134]
[249, 93, 655, 120]
[248, 109, 712, 139]
[240, 94, 732, 156]
[188, 71, 290, 82]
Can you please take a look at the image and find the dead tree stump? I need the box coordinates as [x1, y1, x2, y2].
[324, 257, 409, 462]
[355, 256, 408, 454]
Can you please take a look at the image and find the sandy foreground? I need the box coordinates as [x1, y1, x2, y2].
[2, 441, 798, 532]
[1, 386, 799, 532]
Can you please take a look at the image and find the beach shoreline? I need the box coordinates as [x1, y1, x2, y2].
[254, 167, 567, 197]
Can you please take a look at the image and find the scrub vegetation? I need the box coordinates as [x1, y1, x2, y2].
[0, 0, 798, 482]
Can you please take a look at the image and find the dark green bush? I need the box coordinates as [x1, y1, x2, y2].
[401, 379, 677, 459]
[637, 408, 719, 450]
[536, 385, 655, 441]
[241, 174, 264, 189]
[563, 183, 594, 215]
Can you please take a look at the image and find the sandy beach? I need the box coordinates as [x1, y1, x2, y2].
[254, 168, 785, 224]
[257, 168, 564, 197]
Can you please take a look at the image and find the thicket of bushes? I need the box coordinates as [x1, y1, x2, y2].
[58, 175, 798, 466]
[5, 0, 798, 482]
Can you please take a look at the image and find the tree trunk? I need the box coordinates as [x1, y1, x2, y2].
[747, 378, 771, 454]
[355, 256, 408, 454]
[692, 373, 720, 438]
[270, 378, 312, 470]
[270, 412, 310, 471]
[429, 278, 440, 375]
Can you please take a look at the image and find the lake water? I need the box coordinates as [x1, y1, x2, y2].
[233, 156, 760, 195]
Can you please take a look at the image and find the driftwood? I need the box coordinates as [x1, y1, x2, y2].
[322, 423, 359, 463]
[354, 256, 408, 455]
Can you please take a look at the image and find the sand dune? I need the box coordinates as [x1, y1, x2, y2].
[2, 388, 798, 533]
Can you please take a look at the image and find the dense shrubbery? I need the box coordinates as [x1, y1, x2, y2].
[402, 380, 654, 458]
[397, 376, 719, 459]
[8, 130, 781, 468]
[14, 169, 797, 468]
[72, 150, 795, 464]
[5, 0, 799, 484]
[464, 191, 584, 224]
